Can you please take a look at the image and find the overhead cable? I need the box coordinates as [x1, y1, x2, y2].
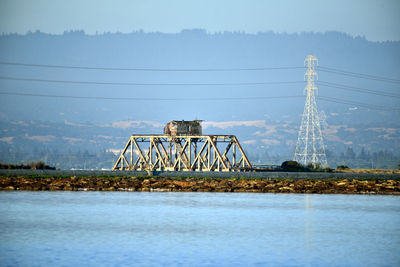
[318, 96, 400, 112]
[1, 75, 398, 99]
[0, 76, 303, 86]
[318, 66, 400, 83]
[317, 81, 400, 98]
[0, 61, 304, 72]
[0, 91, 304, 101]
[1, 60, 398, 84]
[1, 91, 399, 112]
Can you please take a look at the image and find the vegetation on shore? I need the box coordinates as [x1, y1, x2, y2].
[279, 161, 400, 174]
[0, 158, 399, 175]
[0, 161, 55, 170]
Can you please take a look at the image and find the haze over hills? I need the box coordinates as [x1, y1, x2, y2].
[0, 30, 399, 168]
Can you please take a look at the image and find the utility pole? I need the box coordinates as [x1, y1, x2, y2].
[294, 55, 328, 167]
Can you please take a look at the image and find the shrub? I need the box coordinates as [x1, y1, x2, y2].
[281, 161, 304, 172]
[336, 165, 350, 170]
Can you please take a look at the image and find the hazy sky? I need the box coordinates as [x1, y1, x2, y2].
[0, 0, 399, 42]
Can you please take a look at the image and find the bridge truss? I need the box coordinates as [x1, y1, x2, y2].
[112, 135, 253, 171]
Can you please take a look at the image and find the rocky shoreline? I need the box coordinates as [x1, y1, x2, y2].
[1, 176, 400, 194]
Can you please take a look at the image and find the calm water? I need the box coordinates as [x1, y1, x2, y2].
[0, 192, 399, 267]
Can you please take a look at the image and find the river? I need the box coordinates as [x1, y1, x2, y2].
[0, 192, 399, 266]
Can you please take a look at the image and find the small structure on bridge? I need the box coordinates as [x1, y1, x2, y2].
[164, 120, 202, 137]
[112, 120, 252, 172]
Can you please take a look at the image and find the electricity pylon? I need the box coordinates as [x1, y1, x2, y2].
[293, 55, 328, 167]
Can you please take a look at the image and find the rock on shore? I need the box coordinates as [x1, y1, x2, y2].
[0, 177, 400, 194]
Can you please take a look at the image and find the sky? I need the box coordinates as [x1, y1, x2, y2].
[0, 0, 399, 42]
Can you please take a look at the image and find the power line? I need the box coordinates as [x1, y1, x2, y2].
[2, 74, 398, 99]
[0, 61, 305, 72]
[318, 66, 400, 84]
[1, 90, 399, 112]
[0, 76, 304, 86]
[317, 81, 400, 98]
[0, 91, 304, 101]
[1, 60, 398, 84]
[1, 74, 399, 100]
[318, 96, 400, 112]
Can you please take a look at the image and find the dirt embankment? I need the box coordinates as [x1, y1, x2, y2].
[1, 177, 400, 194]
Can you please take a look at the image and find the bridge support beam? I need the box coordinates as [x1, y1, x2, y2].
[112, 135, 252, 171]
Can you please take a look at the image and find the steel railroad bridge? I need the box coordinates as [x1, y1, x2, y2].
[112, 134, 252, 172]
[112, 120, 252, 172]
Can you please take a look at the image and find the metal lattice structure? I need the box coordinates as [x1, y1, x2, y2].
[293, 55, 328, 167]
[112, 135, 252, 171]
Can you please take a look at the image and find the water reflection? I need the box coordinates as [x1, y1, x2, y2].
[305, 194, 313, 265]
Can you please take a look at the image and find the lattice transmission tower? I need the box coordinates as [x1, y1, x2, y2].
[293, 55, 328, 167]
